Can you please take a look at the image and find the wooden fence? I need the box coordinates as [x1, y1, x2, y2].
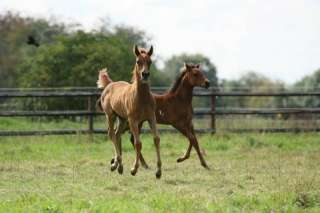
[0, 87, 320, 136]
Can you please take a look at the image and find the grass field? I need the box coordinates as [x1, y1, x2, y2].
[0, 132, 320, 212]
[1, 116, 320, 132]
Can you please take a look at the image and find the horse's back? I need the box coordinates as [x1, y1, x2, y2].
[107, 81, 130, 90]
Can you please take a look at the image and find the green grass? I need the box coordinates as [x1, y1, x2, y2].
[1, 116, 320, 132]
[0, 132, 320, 212]
[0, 118, 87, 131]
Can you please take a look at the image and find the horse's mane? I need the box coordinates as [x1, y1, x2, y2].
[169, 68, 187, 93]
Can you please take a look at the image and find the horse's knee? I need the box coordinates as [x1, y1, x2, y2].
[135, 140, 142, 152]
[108, 130, 114, 139]
[153, 136, 160, 145]
[188, 134, 198, 145]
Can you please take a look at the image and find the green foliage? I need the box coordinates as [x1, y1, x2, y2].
[18, 31, 134, 87]
[0, 11, 68, 88]
[0, 11, 168, 92]
[2, 14, 168, 110]
[17, 25, 160, 88]
[292, 69, 320, 107]
[219, 72, 286, 108]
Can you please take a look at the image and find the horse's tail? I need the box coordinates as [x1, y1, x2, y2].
[97, 68, 113, 89]
[96, 68, 113, 112]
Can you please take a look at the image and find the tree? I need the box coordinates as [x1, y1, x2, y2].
[16, 27, 166, 110]
[291, 69, 320, 107]
[219, 72, 286, 108]
[17, 30, 165, 88]
[0, 11, 68, 88]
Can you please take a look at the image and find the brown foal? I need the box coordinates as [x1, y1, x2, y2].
[111, 63, 210, 169]
[97, 45, 162, 178]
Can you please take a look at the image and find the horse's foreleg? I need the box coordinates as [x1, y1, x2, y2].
[177, 142, 192, 163]
[128, 119, 141, 176]
[174, 125, 192, 163]
[188, 127, 209, 169]
[148, 116, 162, 179]
[189, 132, 209, 169]
[176, 125, 209, 169]
[130, 124, 149, 169]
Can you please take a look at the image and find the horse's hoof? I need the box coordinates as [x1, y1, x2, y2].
[117, 165, 123, 174]
[177, 157, 186, 163]
[110, 163, 118, 172]
[130, 168, 137, 176]
[202, 164, 210, 170]
[110, 158, 115, 165]
[155, 170, 162, 179]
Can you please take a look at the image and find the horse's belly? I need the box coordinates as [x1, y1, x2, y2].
[155, 106, 191, 125]
[109, 98, 128, 119]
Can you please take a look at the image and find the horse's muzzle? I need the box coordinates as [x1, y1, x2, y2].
[142, 72, 150, 81]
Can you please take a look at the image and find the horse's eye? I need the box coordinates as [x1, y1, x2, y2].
[137, 60, 143, 66]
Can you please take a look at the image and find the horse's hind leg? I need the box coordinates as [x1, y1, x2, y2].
[128, 119, 142, 176]
[114, 118, 127, 174]
[148, 116, 162, 179]
[107, 114, 120, 172]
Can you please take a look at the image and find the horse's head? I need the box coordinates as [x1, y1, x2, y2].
[133, 45, 153, 83]
[184, 63, 210, 88]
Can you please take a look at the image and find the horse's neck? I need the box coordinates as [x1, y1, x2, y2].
[132, 74, 152, 102]
[174, 80, 193, 103]
[136, 82, 151, 98]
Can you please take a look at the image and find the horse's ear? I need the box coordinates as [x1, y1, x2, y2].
[133, 45, 140, 57]
[148, 45, 153, 56]
[184, 63, 192, 71]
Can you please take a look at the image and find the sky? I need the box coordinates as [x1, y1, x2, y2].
[1, 0, 320, 84]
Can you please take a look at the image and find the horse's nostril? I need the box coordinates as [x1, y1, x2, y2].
[142, 72, 150, 78]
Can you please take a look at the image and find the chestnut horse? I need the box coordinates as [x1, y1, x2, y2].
[97, 45, 162, 178]
[111, 63, 210, 169]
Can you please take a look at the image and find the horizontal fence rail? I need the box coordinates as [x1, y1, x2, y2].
[0, 87, 320, 136]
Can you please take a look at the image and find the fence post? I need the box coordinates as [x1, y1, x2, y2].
[87, 95, 94, 134]
[210, 94, 216, 133]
